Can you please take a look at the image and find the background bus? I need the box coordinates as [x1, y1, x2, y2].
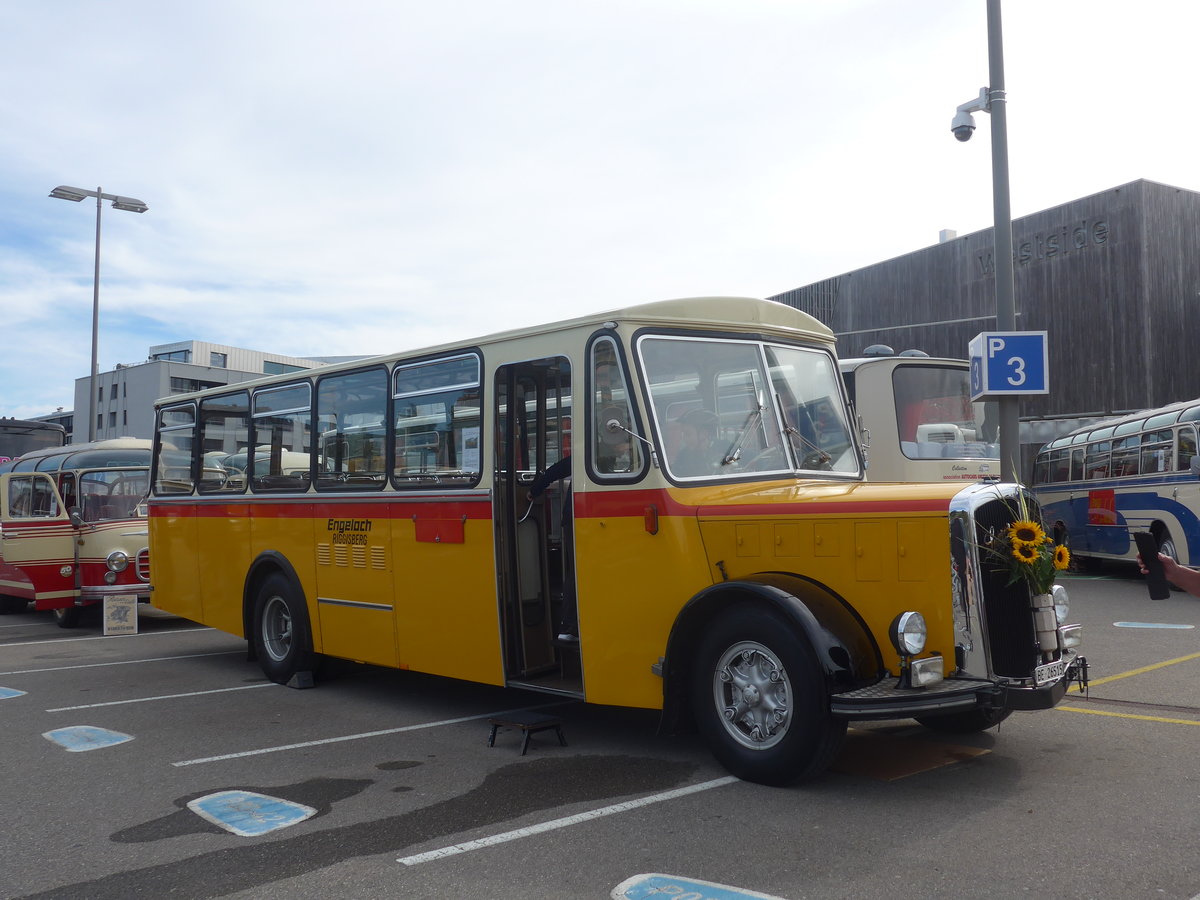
[839, 351, 999, 482]
[0, 418, 66, 468]
[1032, 399, 1200, 570]
[0, 438, 151, 626]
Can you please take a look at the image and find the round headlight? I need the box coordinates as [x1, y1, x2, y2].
[106, 550, 129, 573]
[890, 611, 927, 656]
[1051, 583, 1070, 625]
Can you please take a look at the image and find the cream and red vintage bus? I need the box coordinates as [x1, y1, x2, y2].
[839, 351, 1000, 483]
[0, 438, 151, 626]
[148, 297, 1083, 785]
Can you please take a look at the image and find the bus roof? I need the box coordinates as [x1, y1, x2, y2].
[155, 296, 834, 408]
[1040, 396, 1200, 450]
[7, 437, 152, 470]
[838, 356, 969, 372]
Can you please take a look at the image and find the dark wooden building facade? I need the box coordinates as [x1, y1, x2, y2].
[771, 179, 1200, 465]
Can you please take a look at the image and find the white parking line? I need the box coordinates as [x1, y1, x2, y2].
[1, 627, 212, 647]
[397, 776, 739, 866]
[0, 650, 243, 676]
[172, 702, 567, 767]
[47, 682, 277, 711]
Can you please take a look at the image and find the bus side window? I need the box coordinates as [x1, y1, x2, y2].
[1069, 447, 1085, 481]
[1177, 426, 1197, 472]
[1111, 436, 1139, 478]
[1084, 441, 1110, 479]
[1140, 430, 1173, 475]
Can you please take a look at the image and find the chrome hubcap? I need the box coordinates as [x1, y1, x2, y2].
[262, 596, 293, 662]
[712, 641, 791, 749]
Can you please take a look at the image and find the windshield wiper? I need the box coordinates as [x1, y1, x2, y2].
[722, 396, 765, 465]
[778, 393, 832, 469]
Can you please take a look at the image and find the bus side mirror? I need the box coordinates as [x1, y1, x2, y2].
[1191, 457, 1200, 478]
[68, 507, 84, 529]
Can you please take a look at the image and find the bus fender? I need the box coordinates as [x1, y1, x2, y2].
[242, 551, 307, 658]
[659, 577, 877, 735]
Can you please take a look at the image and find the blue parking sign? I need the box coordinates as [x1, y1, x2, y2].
[968, 332, 1049, 400]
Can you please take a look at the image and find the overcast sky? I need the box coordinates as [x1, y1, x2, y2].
[2, 0, 1196, 419]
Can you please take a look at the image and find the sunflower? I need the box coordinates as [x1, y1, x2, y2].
[1053, 544, 1071, 570]
[1007, 519, 1046, 547]
[1012, 542, 1039, 564]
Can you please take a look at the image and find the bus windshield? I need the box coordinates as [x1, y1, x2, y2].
[640, 335, 859, 479]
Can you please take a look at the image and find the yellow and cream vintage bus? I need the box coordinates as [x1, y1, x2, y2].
[839, 351, 1000, 483]
[0, 438, 151, 627]
[148, 297, 1083, 785]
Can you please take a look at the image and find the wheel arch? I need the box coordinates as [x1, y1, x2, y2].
[659, 574, 881, 735]
[243, 551, 309, 651]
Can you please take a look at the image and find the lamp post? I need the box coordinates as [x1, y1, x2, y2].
[49, 185, 149, 442]
[950, 0, 1018, 483]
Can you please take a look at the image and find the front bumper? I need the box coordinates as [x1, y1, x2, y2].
[830, 653, 1087, 720]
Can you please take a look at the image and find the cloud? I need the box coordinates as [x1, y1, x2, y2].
[1, 0, 1198, 419]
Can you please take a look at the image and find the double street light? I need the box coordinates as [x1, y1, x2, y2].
[49, 185, 149, 442]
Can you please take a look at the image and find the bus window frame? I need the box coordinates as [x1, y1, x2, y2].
[198, 390, 252, 496]
[585, 331, 649, 485]
[250, 381, 315, 493]
[153, 403, 199, 495]
[315, 365, 390, 493]
[390, 350, 484, 490]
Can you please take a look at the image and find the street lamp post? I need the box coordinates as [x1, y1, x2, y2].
[49, 185, 149, 442]
[950, 0, 1019, 483]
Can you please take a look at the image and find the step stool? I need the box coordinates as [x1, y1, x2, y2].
[487, 711, 568, 755]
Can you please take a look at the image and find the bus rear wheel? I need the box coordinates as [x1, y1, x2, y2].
[690, 604, 845, 786]
[54, 606, 83, 628]
[252, 574, 318, 685]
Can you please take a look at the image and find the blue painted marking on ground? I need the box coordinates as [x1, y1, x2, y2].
[612, 873, 787, 900]
[42, 725, 134, 752]
[0, 687, 27, 700]
[187, 791, 317, 837]
[1113, 621, 1195, 629]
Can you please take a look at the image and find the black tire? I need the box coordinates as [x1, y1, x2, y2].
[690, 604, 845, 786]
[915, 706, 1012, 733]
[54, 606, 83, 628]
[0, 596, 28, 614]
[252, 573, 318, 685]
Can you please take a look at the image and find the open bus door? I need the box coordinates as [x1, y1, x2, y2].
[0, 472, 78, 613]
[494, 357, 581, 692]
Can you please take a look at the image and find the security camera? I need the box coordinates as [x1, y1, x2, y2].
[951, 109, 976, 142]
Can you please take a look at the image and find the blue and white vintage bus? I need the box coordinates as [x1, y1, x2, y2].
[1031, 399, 1200, 568]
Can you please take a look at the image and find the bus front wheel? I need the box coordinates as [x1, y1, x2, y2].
[252, 574, 318, 685]
[690, 604, 845, 786]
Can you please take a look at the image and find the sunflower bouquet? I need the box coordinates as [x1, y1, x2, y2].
[979, 510, 1071, 596]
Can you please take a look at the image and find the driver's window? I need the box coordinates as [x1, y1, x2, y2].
[590, 337, 643, 478]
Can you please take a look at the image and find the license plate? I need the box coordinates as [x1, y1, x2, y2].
[1034, 659, 1067, 686]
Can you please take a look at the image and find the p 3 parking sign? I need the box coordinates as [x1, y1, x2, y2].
[968, 331, 1049, 401]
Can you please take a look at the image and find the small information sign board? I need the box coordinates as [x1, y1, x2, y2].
[968, 331, 1049, 401]
[103, 594, 138, 635]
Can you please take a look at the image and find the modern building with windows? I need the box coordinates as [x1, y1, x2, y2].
[771, 178, 1200, 475]
[71, 340, 351, 443]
